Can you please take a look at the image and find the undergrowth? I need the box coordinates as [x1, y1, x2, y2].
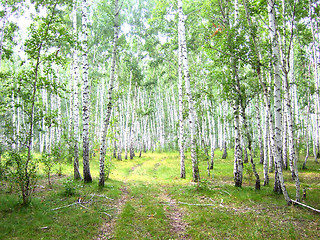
[0, 150, 319, 239]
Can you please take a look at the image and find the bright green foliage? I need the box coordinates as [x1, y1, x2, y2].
[3, 150, 38, 205]
[1, 151, 320, 239]
[39, 153, 55, 185]
[0, 0, 75, 205]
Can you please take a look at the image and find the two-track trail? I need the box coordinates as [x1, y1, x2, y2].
[96, 154, 190, 239]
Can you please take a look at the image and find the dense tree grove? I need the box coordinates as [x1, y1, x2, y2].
[0, 0, 319, 205]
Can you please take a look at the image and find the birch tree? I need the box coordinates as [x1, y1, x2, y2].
[177, 7, 185, 179]
[81, 0, 92, 183]
[267, 0, 291, 203]
[178, 0, 199, 182]
[99, 0, 119, 187]
[73, 0, 81, 180]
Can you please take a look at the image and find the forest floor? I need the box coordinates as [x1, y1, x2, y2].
[1, 151, 320, 239]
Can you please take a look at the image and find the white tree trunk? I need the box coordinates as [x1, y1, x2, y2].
[263, 97, 270, 185]
[99, 0, 119, 187]
[82, 0, 92, 183]
[233, 102, 243, 187]
[268, 0, 291, 203]
[282, 101, 288, 170]
[310, 1, 320, 161]
[255, 97, 264, 165]
[222, 101, 228, 159]
[178, 0, 199, 182]
[178, 25, 185, 178]
[73, 0, 81, 180]
[303, 94, 310, 169]
[130, 84, 137, 159]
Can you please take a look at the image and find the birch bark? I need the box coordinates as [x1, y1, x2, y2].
[82, 0, 92, 183]
[310, 1, 320, 161]
[99, 0, 119, 187]
[303, 93, 310, 169]
[178, 0, 199, 182]
[255, 97, 264, 165]
[267, 0, 291, 203]
[130, 84, 137, 159]
[222, 101, 228, 159]
[178, 22, 185, 178]
[233, 102, 243, 187]
[72, 0, 81, 180]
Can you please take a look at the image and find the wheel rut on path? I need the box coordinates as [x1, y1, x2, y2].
[160, 191, 191, 240]
[96, 185, 129, 240]
[97, 157, 190, 239]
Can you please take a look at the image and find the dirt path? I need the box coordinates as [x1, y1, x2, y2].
[97, 160, 191, 239]
[160, 191, 191, 240]
[96, 185, 129, 240]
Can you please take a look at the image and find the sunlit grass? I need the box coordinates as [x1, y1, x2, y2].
[1, 149, 320, 239]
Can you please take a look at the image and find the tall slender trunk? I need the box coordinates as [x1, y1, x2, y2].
[124, 95, 130, 159]
[242, 0, 268, 184]
[82, 0, 92, 183]
[222, 101, 228, 159]
[233, 102, 243, 187]
[178, 0, 199, 182]
[310, 1, 320, 161]
[241, 104, 260, 190]
[263, 99, 270, 185]
[280, 0, 300, 201]
[56, 78, 62, 145]
[117, 102, 123, 160]
[208, 101, 215, 171]
[282, 103, 288, 170]
[130, 84, 137, 159]
[72, 0, 81, 180]
[268, 0, 291, 204]
[255, 97, 264, 165]
[283, 56, 301, 201]
[99, 0, 119, 187]
[303, 93, 310, 169]
[208, 103, 216, 169]
[23, 3, 58, 205]
[178, 24, 185, 178]
[284, 75, 301, 201]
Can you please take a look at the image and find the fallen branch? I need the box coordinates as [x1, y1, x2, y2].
[220, 190, 231, 196]
[78, 203, 89, 209]
[177, 201, 216, 207]
[101, 211, 113, 217]
[90, 194, 114, 200]
[291, 200, 320, 214]
[52, 202, 77, 211]
[52, 195, 115, 212]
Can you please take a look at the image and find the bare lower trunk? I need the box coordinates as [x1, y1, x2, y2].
[263, 101, 270, 185]
[268, 0, 291, 204]
[241, 104, 260, 190]
[256, 98, 264, 165]
[303, 97, 310, 169]
[72, 0, 81, 180]
[178, 0, 199, 182]
[222, 102, 228, 159]
[233, 103, 243, 187]
[178, 18, 185, 178]
[98, 0, 119, 187]
[82, 0, 92, 183]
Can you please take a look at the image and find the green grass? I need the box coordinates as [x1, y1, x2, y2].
[1, 150, 320, 239]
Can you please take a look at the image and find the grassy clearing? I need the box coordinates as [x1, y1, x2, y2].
[1, 150, 320, 239]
